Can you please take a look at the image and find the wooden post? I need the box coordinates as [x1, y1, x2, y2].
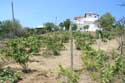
[70, 25, 73, 70]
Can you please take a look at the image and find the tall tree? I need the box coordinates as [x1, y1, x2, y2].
[0, 20, 24, 38]
[115, 17, 125, 55]
[99, 13, 115, 31]
[83, 25, 89, 32]
[64, 19, 71, 31]
[44, 22, 55, 32]
[44, 22, 58, 32]
[72, 23, 77, 31]
[59, 22, 64, 30]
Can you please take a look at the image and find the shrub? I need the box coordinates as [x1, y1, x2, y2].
[59, 65, 80, 83]
[0, 67, 20, 83]
[100, 64, 115, 83]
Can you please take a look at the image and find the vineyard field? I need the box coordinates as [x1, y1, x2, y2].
[0, 32, 125, 83]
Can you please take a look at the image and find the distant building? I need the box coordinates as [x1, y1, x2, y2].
[74, 12, 100, 32]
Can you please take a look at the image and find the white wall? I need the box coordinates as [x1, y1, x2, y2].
[74, 14, 99, 32]
[87, 24, 99, 32]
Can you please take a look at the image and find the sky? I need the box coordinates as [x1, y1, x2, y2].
[0, 0, 125, 27]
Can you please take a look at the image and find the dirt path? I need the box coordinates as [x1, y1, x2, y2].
[92, 39, 119, 52]
[28, 41, 82, 71]
[18, 41, 85, 83]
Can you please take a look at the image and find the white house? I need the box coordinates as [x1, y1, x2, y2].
[74, 12, 100, 32]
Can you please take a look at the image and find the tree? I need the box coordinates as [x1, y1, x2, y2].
[59, 22, 64, 30]
[83, 25, 89, 32]
[72, 23, 77, 31]
[0, 20, 13, 36]
[118, 17, 125, 26]
[0, 20, 25, 38]
[64, 19, 71, 31]
[99, 13, 115, 31]
[115, 18, 125, 55]
[44, 22, 58, 32]
[54, 25, 59, 31]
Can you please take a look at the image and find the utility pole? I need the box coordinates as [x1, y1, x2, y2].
[70, 24, 73, 70]
[11, 0, 16, 37]
[55, 16, 57, 25]
[11, 1, 15, 22]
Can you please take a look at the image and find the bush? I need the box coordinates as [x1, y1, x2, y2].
[59, 65, 80, 83]
[100, 64, 115, 83]
[0, 67, 20, 83]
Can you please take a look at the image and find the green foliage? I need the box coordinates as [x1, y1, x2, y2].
[72, 24, 77, 31]
[96, 50, 109, 66]
[74, 32, 95, 50]
[59, 65, 80, 83]
[101, 64, 114, 83]
[46, 38, 60, 55]
[96, 30, 115, 42]
[78, 32, 124, 83]
[64, 19, 71, 31]
[100, 52, 125, 83]
[81, 54, 98, 71]
[61, 32, 70, 43]
[26, 35, 42, 54]
[0, 20, 25, 38]
[75, 32, 109, 73]
[99, 13, 115, 31]
[0, 67, 20, 83]
[59, 22, 65, 30]
[114, 55, 125, 73]
[44, 22, 58, 32]
[74, 32, 125, 83]
[43, 32, 69, 56]
[83, 25, 89, 31]
[96, 16, 125, 44]
[0, 35, 43, 71]
[81, 49, 108, 71]
[3, 38, 30, 71]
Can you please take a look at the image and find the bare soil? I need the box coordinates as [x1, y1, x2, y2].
[5, 39, 119, 83]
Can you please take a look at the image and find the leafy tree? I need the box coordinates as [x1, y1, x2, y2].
[115, 18, 125, 55]
[0, 20, 13, 36]
[0, 20, 25, 38]
[96, 13, 115, 42]
[72, 23, 77, 31]
[118, 17, 125, 26]
[53, 25, 59, 31]
[99, 13, 115, 31]
[83, 25, 89, 31]
[44, 22, 58, 32]
[44, 22, 54, 32]
[59, 22, 64, 30]
[64, 19, 71, 31]
[24, 27, 38, 35]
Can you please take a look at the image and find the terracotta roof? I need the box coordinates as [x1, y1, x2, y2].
[74, 16, 84, 20]
[74, 12, 99, 20]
